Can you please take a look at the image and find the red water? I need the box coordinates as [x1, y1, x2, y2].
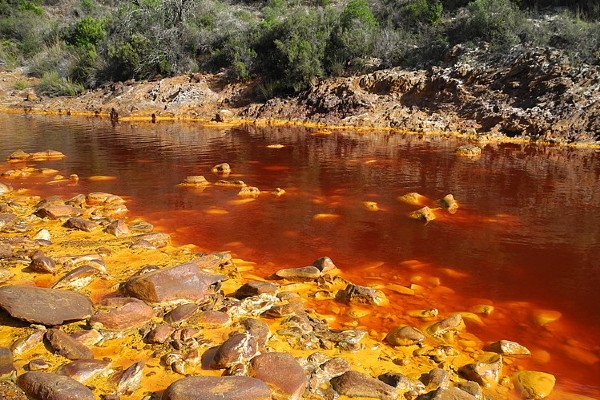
[1, 115, 599, 397]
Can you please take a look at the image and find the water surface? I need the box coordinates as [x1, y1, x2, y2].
[1, 114, 599, 397]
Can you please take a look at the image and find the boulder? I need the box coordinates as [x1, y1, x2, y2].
[0, 286, 92, 325]
[163, 376, 271, 400]
[337, 283, 388, 306]
[409, 206, 436, 222]
[90, 297, 154, 330]
[64, 217, 96, 232]
[164, 303, 199, 324]
[488, 340, 531, 357]
[459, 353, 503, 387]
[385, 325, 425, 346]
[513, 371, 556, 399]
[35, 205, 83, 219]
[330, 371, 397, 400]
[235, 281, 278, 298]
[211, 333, 258, 369]
[104, 219, 130, 237]
[45, 329, 94, 360]
[17, 371, 94, 400]
[122, 260, 225, 303]
[211, 162, 232, 173]
[249, 352, 307, 399]
[57, 359, 112, 382]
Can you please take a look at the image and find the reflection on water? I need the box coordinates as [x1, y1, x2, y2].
[1, 114, 599, 396]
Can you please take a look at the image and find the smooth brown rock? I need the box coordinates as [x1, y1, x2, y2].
[114, 361, 144, 395]
[514, 371, 556, 399]
[164, 303, 199, 323]
[459, 353, 503, 387]
[146, 324, 175, 344]
[17, 371, 94, 400]
[52, 265, 100, 291]
[90, 297, 154, 331]
[0, 347, 15, 378]
[212, 333, 258, 369]
[331, 371, 397, 400]
[132, 232, 171, 248]
[104, 219, 130, 237]
[0, 285, 92, 325]
[385, 325, 425, 346]
[123, 260, 225, 303]
[249, 352, 307, 399]
[194, 310, 231, 327]
[274, 266, 321, 281]
[430, 386, 478, 400]
[337, 283, 388, 306]
[162, 376, 271, 400]
[235, 281, 278, 298]
[35, 205, 83, 219]
[427, 314, 465, 337]
[240, 318, 271, 349]
[45, 329, 94, 360]
[64, 217, 96, 232]
[57, 359, 112, 382]
[29, 250, 56, 273]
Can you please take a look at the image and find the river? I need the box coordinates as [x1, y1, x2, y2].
[1, 114, 599, 397]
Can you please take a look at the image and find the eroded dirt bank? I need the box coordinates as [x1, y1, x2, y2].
[2, 47, 600, 145]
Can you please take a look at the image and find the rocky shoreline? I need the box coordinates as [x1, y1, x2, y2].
[1, 47, 600, 147]
[0, 149, 564, 400]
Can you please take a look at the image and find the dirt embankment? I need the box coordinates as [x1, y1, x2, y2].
[1, 47, 599, 144]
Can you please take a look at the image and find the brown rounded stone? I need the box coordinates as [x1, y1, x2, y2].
[163, 376, 271, 400]
[385, 325, 425, 346]
[45, 329, 94, 360]
[164, 303, 199, 323]
[330, 371, 397, 400]
[249, 352, 307, 399]
[17, 371, 94, 400]
[90, 297, 154, 331]
[235, 281, 278, 298]
[212, 333, 258, 369]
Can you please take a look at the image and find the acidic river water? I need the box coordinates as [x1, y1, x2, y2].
[1, 114, 599, 397]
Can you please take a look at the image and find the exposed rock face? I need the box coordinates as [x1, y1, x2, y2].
[122, 260, 225, 303]
[0, 286, 92, 325]
[17, 371, 95, 400]
[162, 376, 272, 400]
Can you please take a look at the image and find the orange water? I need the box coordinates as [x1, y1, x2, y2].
[1, 114, 599, 397]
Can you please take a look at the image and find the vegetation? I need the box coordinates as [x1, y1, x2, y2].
[0, 0, 599, 97]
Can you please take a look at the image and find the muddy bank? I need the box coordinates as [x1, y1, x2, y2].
[0, 150, 574, 399]
[2, 47, 600, 146]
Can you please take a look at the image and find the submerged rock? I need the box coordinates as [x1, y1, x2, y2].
[337, 283, 388, 306]
[409, 206, 436, 223]
[385, 325, 426, 346]
[488, 340, 531, 358]
[437, 194, 459, 214]
[455, 144, 482, 158]
[0, 286, 92, 325]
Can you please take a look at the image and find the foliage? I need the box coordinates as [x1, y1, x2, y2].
[35, 71, 85, 97]
[462, 0, 524, 48]
[67, 17, 106, 49]
[13, 78, 29, 90]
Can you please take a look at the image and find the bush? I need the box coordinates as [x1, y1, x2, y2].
[13, 78, 29, 90]
[462, 0, 525, 48]
[35, 71, 85, 97]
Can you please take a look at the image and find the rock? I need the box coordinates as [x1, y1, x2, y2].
[488, 340, 531, 357]
[240, 318, 271, 349]
[211, 162, 232, 173]
[378, 373, 423, 393]
[0, 381, 28, 399]
[64, 217, 96, 232]
[162, 376, 271, 400]
[33, 228, 51, 241]
[437, 194, 459, 214]
[45, 329, 94, 360]
[132, 232, 171, 248]
[146, 324, 175, 344]
[235, 281, 278, 298]
[11, 330, 46, 355]
[122, 259, 225, 303]
[249, 352, 307, 399]
[457, 381, 483, 399]
[28, 359, 50, 371]
[214, 109, 235, 123]
[52, 265, 101, 291]
[29, 250, 56, 273]
[459, 353, 503, 387]
[57, 359, 112, 382]
[409, 206, 436, 222]
[70, 329, 103, 346]
[18, 372, 94, 400]
[238, 186, 260, 198]
[274, 266, 322, 281]
[514, 371, 556, 399]
[113, 361, 144, 395]
[164, 303, 199, 323]
[193, 310, 231, 327]
[423, 367, 450, 389]
[35, 205, 83, 219]
[90, 297, 154, 331]
[7, 150, 30, 161]
[180, 175, 210, 186]
[426, 314, 465, 338]
[312, 256, 336, 273]
[0, 347, 15, 378]
[331, 370, 397, 400]
[0, 285, 92, 325]
[455, 144, 482, 158]
[0, 213, 17, 231]
[212, 333, 258, 369]
[0, 182, 13, 194]
[128, 220, 154, 233]
[104, 219, 129, 237]
[337, 283, 388, 306]
[385, 325, 425, 346]
[429, 386, 478, 400]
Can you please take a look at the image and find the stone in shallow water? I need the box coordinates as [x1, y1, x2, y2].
[331, 371, 397, 400]
[64, 217, 96, 232]
[459, 353, 503, 387]
[212, 333, 258, 369]
[235, 281, 278, 298]
[337, 283, 388, 306]
[430, 386, 478, 400]
[57, 359, 112, 382]
[488, 340, 531, 357]
[274, 266, 322, 281]
[409, 206, 436, 222]
[0, 285, 92, 325]
[35, 205, 83, 219]
[163, 376, 271, 400]
[164, 303, 199, 324]
[249, 352, 307, 399]
[514, 371, 556, 399]
[17, 371, 94, 400]
[122, 260, 225, 303]
[90, 297, 154, 331]
[385, 325, 425, 346]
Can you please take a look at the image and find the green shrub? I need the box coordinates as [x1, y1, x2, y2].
[67, 17, 106, 49]
[35, 71, 85, 97]
[463, 0, 524, 48]
[13, 78, 29, 90]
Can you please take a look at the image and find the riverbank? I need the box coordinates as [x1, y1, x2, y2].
[0, 149, 578, 399]
[1, 46, 600, 147]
